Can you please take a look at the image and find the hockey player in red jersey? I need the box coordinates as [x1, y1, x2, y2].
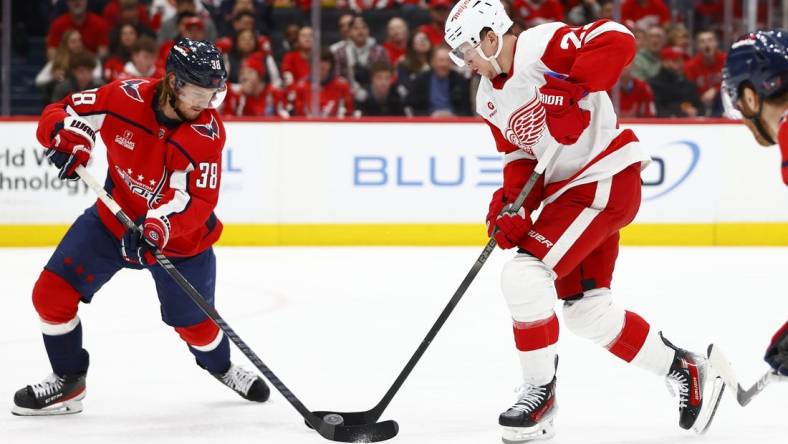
[445, 1, 725, 441]
[722, 30, 788, 378]
[12, 39, 270, 416]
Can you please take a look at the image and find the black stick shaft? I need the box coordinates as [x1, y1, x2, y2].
[76, 166, 323, 429]
[370, 145, 558, 417]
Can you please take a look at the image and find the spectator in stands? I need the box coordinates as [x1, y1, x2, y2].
[511, 0, 565, 28]
[693, 0, 722, 35]
[384, 17, 409, 64]
[341, 0, 394, 12]
[332, 15, 391, 102]
[281, 26, 314, 86]
[330, 12, 357, 52]
[567, 0, 602, 26]
[357, 62, 404, 116]
[631, 25, 665, 81]
[225, 28, 265, 83]
[282, 23, 302, 53]
[157, 12, 207, 69]
[103, 0, 158, 31]
[613, 63, 656, 118]
[158, 0, 218, 44]
[104, 23, 140, 81]
[684, 30, 726, 117]
[51, 51, 102, 102]
[150, 0, 210, 25]
[216, 0, 274, 37]
[419, 0, 451, 46]
[666, 23, 691, 60]
[406, 46, 471, 117]
[599, 0, 615, 20]
[47, 0, 109, 61]
[649, 47, 703, 117]
[287, 48, 354, 118]
[36, 30, 101, 102]
[115, 36, 164, 81]
[396, 30, 433, 101]
[215, 10, 281, 88]
[621, 0, 669, 30]
[223, 56, 283, 116]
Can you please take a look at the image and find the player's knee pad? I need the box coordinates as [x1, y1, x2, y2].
[562, 288, 624, 346]
[175, 318, 224, 352]
[32, 269, 82, 334]
[501, 254, 557, 322]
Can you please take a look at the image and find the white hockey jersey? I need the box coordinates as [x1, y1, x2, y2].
[476, 20, 651, 205]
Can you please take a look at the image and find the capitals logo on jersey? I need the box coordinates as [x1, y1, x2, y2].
[120, 79, 149, 103]
[504, 90, 546, 153]
[191, 115, 220, 140]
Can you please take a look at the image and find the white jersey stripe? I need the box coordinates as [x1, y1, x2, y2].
[504, 149, 537, 165]
[542, 177, 612, 268]
[583, 21, 633, 45]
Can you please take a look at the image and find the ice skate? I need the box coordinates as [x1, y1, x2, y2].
[212, 363, 270, 402]
[661, 333, 725, 434]
[12, 372, 86, 416]
[499, 377, 557, 443]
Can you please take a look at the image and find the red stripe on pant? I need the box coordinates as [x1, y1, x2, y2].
[513, 314, 560, 351]
[607, 311, 649, 362]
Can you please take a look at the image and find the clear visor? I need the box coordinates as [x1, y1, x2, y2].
[721, 83, 743, 120]
[177, 82, 226, 109]
[449, 41, 479, 67]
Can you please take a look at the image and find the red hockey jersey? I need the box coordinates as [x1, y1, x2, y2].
[36, 79, 225, 258]
[779, 113, 788, 185]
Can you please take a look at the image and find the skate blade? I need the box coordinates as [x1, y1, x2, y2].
[502, 419, 556, 443]
[11, 391, 85, 417]
[691, 376, 725, 435]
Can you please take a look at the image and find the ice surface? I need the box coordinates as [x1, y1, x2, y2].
[1, 246, 785, 444]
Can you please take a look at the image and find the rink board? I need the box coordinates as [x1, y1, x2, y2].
[1, 119, 787, 246]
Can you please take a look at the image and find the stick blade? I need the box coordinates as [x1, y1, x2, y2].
[308, 410, 377, 427]
[707, 344, 740, 397]
[317, 419, 399, 443]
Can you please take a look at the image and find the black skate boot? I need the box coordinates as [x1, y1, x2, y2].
[12, 372, 86, 416]
[498, 377, 557, 443]
[212, 363, 270, 402]
[661, 333, 725, 434]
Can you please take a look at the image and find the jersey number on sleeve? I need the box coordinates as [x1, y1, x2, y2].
[196, 162, 218, 189]
[71, 89, 98, 106]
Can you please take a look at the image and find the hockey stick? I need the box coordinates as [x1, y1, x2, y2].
[708, 344, 786, 406]
[308, 143, 561, 428]
[75, 165, 398, 443]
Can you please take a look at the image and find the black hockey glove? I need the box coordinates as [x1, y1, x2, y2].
[765, 322, 788, 376]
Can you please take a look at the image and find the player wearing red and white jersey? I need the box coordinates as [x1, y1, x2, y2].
[722, 30, 788, 379]
[12, 39, 269, 417]
[445, 1, 725, 441]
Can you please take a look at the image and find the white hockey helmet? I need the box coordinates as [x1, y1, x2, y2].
[444, 0, 513, 71]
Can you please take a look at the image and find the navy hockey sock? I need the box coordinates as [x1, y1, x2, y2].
[42, 322, 89, 376]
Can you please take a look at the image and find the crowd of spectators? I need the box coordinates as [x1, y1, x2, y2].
[28, 0, 771, 118]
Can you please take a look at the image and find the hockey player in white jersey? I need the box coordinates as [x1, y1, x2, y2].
[444, 1, 725, 442]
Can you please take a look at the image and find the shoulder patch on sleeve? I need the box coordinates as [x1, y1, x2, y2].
[191, 114, 221, 141]
[119, 79, 150, 103]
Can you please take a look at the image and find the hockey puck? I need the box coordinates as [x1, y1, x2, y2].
[323, 413, 344, 425]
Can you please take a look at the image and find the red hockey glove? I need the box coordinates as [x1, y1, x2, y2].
[120, 216, 169, 266]
[538, 75, 590, 146]
[494, 206, 532, 250]
[46, 116, 96, 181]
[765, 321, 788, 376]
[486, 187, 507, 237]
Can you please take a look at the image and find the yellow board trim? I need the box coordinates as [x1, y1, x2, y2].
[3, 223, 788, 247]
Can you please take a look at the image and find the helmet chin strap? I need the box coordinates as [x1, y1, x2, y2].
[477, 33, 506, 76]
[747, 94, 777, 145]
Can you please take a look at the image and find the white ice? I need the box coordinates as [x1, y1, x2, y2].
[0, 246, 786, 444]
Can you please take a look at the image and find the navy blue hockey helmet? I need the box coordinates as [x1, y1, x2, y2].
[723, 29, 788, 104]
[166, 38, 227, 90]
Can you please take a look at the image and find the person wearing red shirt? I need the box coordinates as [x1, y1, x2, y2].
[684, 30, 726, 116]
[621, 0, 670, 30]
[510, 0, 565, 28]
[214, 11, 281, 88]
[223, 57, 284, 117]
[384, 17, 409, 64]
[286, 48, 354, 118]
[614, 63, 656, 117]
[116, 36, 165, 81]
[103, 0, 159, 31]
[157, 13, 206, 71]
[281, 26, 314, 86]
[419, 0, 451, 46]
[48, 0, 109, 61]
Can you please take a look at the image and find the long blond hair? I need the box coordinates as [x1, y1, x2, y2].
[53, 30, 82, 73]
